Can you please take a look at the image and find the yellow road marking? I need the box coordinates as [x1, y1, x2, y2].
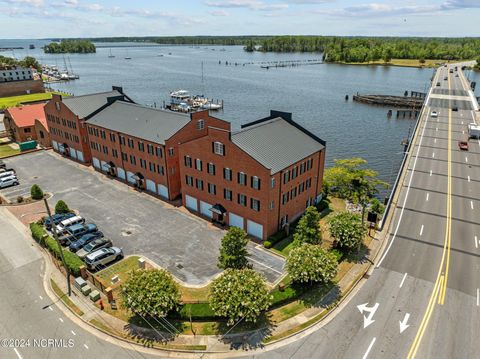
[437, 275, 445, 305]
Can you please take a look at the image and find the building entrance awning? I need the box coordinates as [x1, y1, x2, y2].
[132, 172, 144, 181]
[210, 203, 227, 215]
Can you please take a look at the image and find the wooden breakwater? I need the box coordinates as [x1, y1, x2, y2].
[353, 94, 424, 108]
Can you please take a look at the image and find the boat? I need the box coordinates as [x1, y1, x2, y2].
[201, 102, 222, 110]
[124, 49, 131, 60]
[108, 49, 115, 58]
[170, 90, 191, 105]
[29, 44, 35, 49]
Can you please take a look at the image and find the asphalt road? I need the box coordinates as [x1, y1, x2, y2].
[251, 64, 480, 358]
[0, 152, 284, 285]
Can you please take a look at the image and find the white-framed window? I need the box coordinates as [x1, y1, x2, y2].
[224, 189, 232, 201]
[168, 148, 174, 156]
[251, 176, 261, 190]
[208, 183, 216, 195]
[238, 172, 247, 185]
[269, 201, 274, 210]
[251, 198, 260, 212]
[207, 162, 216, 175]
[196, 119, 205, 130]
[213, 141, 225, 156]
[224, 167, 232, 181]
[195, 158, 202, 171]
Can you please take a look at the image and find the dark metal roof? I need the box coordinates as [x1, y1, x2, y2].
[232, 117, 325, 174]
[88, 101, 190, 145]
[62, 90, 122, 119]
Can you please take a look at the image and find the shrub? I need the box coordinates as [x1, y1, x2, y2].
[263, 240, 272, 249]
[287, 244, 338, 284]
[16, 196, 24, 203]
[329, 212, 367, 252]
[55, 200, 70, 214]
[30, 184, 44, 200]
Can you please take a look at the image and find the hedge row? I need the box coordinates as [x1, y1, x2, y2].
[30, 223, 84, 277]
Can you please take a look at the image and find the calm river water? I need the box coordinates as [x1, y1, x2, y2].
[2, 39, 479, 197]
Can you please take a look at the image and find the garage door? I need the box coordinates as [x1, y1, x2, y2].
[70, 148, 77, 159]
[77, 151, 84, 162]
[52, 141, 58, 151]
[117, 168, 126, 180]
[229, 212, 244, 230]
[200, 201, 213, 219]
[92, 157, 100, 169]
[247, 220, 263, 239]
[185, 195, 198, 211]
[158, 184, 168, 198]
[126, 171, 135, 184]
[146, 179, 156, 193]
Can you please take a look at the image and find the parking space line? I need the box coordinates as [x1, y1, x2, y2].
[420, 225, 424, 236]
[400, 273, 408, 288]
[248, 257, 282, 275]
[468, 176, 471, 182]
[430, 170, 432, 176]
[13, 348, 23, 359]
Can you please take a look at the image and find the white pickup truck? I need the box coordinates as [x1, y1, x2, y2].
[468, 123, 480, 139]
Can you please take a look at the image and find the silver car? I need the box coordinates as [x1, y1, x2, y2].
[84, 247, 123, 271]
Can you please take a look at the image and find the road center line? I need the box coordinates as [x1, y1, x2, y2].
[432, 152, 435, 158]
[474, 236, 478, 249]
[477, 289, 479, 306]
[430, 170, 433, 176]
[400, 273, 408, 288]
[420, 225, 424, 236]
[471, 201, 474, 210]
[13, 348, 23, 359]
[468, 176, 471, 182]
[363, 337, 377, 359]
[426, 193, 429, 202]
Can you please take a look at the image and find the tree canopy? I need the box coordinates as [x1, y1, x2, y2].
[0, 55, 41, 71]
[209, 269, 271, 326]
[217, 227, 250, 270]
[121, 269, 180, 317]
[44, 40, 96, 54]
[329, 212, 367, 252]
[287, 244, 338, 284]
[30, 184, 44, 200]
[293, 206, 322, 246]
[54, 200, 70, 214]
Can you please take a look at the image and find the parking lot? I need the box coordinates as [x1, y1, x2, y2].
[1, 150, 285, 285]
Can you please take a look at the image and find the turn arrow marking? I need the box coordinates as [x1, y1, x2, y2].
[399, 313, 411, 333]
[357, 302, 379, 329]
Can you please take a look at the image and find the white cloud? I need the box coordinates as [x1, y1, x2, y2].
[2, 0, 44, 7]
[209, 9, 229, 16]
[205, 0, 288, 11]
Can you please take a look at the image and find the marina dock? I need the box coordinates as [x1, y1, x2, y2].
[353, 94, 425, 108]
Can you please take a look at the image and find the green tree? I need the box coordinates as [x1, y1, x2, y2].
[121, 269, 180, 317]
[218, 227, 250, 270]
[475, 57, 480, 70]
[209, 269, 271, 325]
[244, 39, 256, 52]
[54, 200, 70, 214]
[293, 206, 322, 246]
[369, 198, 385, 217]
[287, 244, 338, 284]
[30, 184, 44, 200]
[329, 212, 367, 252]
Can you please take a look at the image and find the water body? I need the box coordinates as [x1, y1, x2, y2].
[2, 39, 479, 196]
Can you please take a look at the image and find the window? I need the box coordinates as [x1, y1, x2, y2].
[195, 159, 202, 171]
[196, 119, 204, 130]
[282, 192, 289, 205]
[238, 193, 247, 206]
[168, 148, 174, 156]
[224, 189, 232, 201]
[306, 178, 312, 189]
[306, 158, 313, 171]
[55, 102, 60, 111]
[269, 201, 274, 210]
[251, 176, 261, 190]
[292, 166, 298, 179]
[140, 159, 146, 169]
[24, 128, 31, 133]
[147, 144, 153, 155]
[185, 175, 193, 186]
[149, 162, 154, 172]
[184, 156, 192, 168]
[238, 172, 247, 185]
[110, 133, 116, 142]
[100, 130, 106, 140]
[129, 155, 136, 165]
[156, 146, 163, 157]
[170, 167, 176, 175]
[283, 170, 290, 184]
[195, 179, 204, 190]
[291, 187, 297, 198]
[208, 183, 216, 195]
[299, 182, 305, 193]
[121, 152, 127, 161]
[138, 142, 145, 152]
[224, 168, 232, 181]
[119, 135, 125, 145]
[251, 198, 260, 212]
[271, 178, 276, 188]
[127, 138, 134, 148]
[213, 141, 225, 156]
[207, 163, 216, 175]
[300, 162, 306, 174]
[157, 165, 165, 175]
[102, 145, 108, 155]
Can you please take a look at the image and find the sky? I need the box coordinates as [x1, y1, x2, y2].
[0, 0, 479, 38]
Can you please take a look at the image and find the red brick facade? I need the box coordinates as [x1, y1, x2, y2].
[45, 94, 91, 163]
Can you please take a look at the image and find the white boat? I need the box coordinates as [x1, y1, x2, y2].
[170, 90, 190, 105]
[202, 102, 222, 110]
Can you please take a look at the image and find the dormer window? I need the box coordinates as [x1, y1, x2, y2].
[196, 119, 205, 130]
[213, 141, 225, 156]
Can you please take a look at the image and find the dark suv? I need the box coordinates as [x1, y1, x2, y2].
[44, 213, 76, 230]
[69, 232, 104, 253]
[58, 223, 100, 245]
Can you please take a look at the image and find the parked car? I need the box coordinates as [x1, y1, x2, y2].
[436, 82, 441, 86]
[77, 238, 112, 259]
[55, 215, 85, 235]
[0, 176, 19, 189]
[458, 141, 469, 151]
[444, 76, 448, 80]
[0, 170, 16, 179]
[85, 247, 123, 271]
[431, 111, 438, 118]
[58, 223, 99, 245]
[69, 232, 104, 253]
[44, 212, 76, 230]
[452, 106, 459, 112]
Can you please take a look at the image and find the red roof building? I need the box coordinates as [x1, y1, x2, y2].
[4, 103, 50, 146]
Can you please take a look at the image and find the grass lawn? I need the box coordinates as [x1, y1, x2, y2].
[0, 143, 20, 158]
[95, 255, 140, 291]
[0, 91, 69, 109]
[50, 278, 84, 316]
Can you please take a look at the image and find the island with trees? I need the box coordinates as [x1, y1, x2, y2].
[43, 40, 96, 54]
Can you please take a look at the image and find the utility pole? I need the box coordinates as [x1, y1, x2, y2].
[43, 198, 71, 296]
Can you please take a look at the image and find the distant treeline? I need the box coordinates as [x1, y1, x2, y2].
[0, 55, 41, 71]
[83, 36, 480, 62]
[44, 40, 96, 54]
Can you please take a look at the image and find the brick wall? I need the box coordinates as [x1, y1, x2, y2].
[34, 120, 51, 147]
[0, 79, 44, 97]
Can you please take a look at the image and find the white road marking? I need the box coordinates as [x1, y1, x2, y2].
[466, 156, 468, 163]
[59, 317, 64, 323]
[461, 120, 464, 124]
[13, 348, 23, 359]
[462, 130, 465, 134]
[71, 330, 76, 336]
[432, 152, 435, 158]
[357, 302, 379, 328]
[399, 313, 411, 333]
[426, 193, 429, 201]
[248, 257, 282, 275]
[436, 127, 438, 131]
[399, 273, 408, 288]
[363, 337, 377, 359]
[49, 306, 53, 311]
[377, 104, 431, 268]
[420, 225, 424, 236]
[475, 236, 478, 249]
[434, 138, 437, 143]
[468, 176, 471, 182]
[39, 295, 43, 300]
[471, 201, 474, 210]
[477, 289, 480, 306]
[84, 344, 89, 349]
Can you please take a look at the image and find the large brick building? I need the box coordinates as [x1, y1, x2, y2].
[85, 101, 229, 200]
[178, 111, 325, 239]
[44, 86, 132, 163]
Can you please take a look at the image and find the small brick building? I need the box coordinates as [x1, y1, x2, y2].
[4, 103, 49, 145]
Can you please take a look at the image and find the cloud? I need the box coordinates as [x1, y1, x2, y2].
[2, 0, 44, 7]
[205, 0, 288, 11]
[209, 9, 229, 16]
